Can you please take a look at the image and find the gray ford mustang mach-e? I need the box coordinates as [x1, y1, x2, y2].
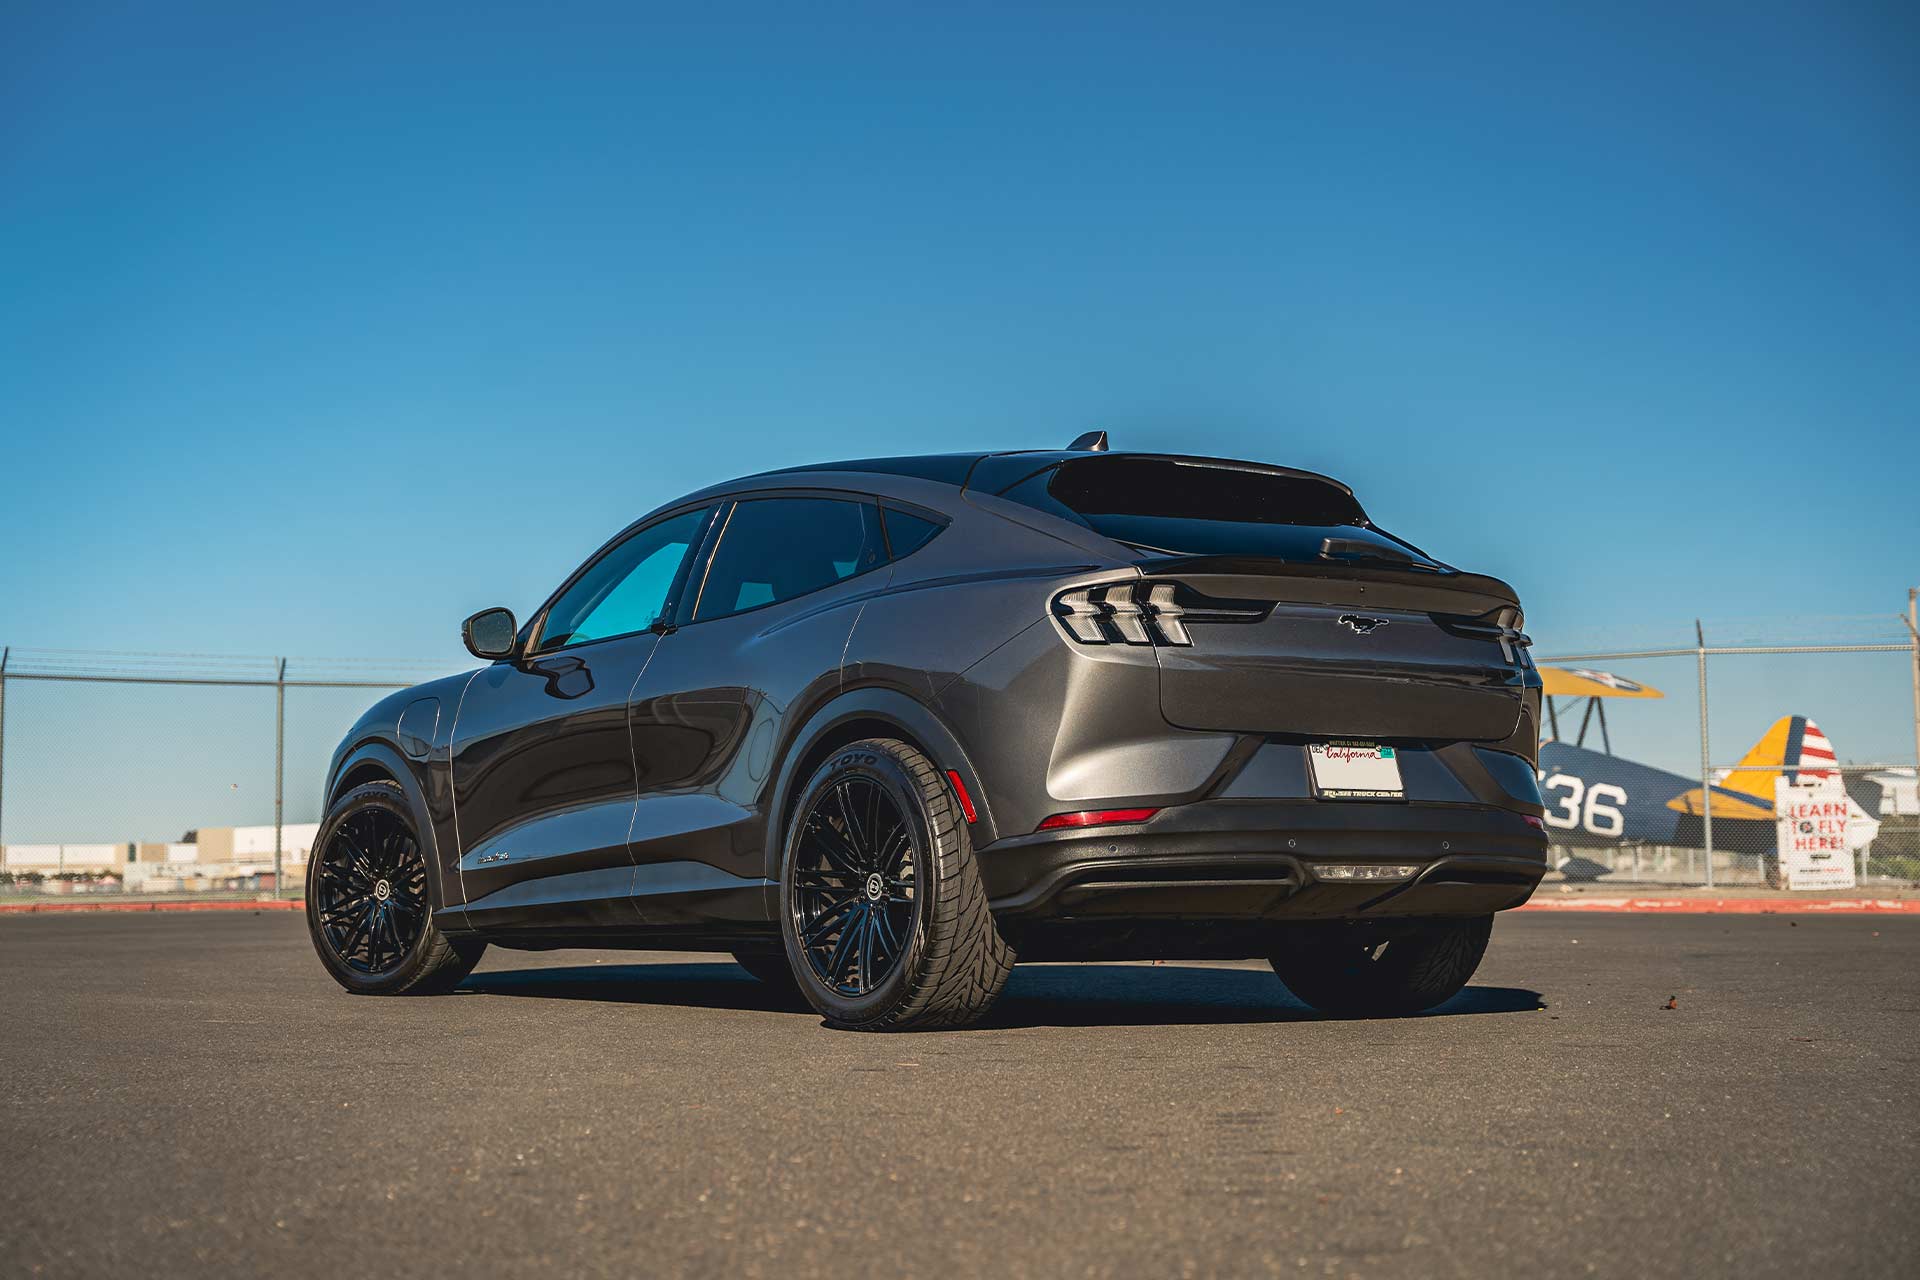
[308, 436, 1547, 1030]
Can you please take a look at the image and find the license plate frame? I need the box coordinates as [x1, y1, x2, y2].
[1307, 741, 1406, 800]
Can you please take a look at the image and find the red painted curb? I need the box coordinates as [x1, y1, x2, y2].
[1517, 897, 1920, 915]
[0, 899, 303, 915]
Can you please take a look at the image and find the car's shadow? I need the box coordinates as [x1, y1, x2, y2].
[457, 961, 1543, 1027]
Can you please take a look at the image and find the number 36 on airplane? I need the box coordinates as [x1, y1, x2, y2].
[1535, 772, 1627, 838]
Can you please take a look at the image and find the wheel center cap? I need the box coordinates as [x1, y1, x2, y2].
[373, 879, 392, 902]
[864, 873, 884, 902]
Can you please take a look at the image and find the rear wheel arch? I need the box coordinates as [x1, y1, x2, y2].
[769, 688, 996, 872]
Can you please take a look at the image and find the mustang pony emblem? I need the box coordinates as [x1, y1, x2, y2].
[1337, 614, 1390, 635]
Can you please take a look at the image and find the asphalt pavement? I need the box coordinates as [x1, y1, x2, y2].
[2, 911, 1915, 1278]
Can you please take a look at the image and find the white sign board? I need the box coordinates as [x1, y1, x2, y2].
[1774, 775, 1858, 890]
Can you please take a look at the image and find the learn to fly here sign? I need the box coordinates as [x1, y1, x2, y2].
[1774, 775, 1858, 890]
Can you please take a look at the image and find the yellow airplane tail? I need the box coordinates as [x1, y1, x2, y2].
[1666, 715, 1831, 819]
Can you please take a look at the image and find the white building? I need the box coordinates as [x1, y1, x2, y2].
[1, 844, 122, 872]
[4, 826, 320, 877]
[194, 823, 320, 867]
[1865, 768, 1918, 817]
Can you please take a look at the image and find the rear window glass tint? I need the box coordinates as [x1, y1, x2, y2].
[999, 456, 1440, 567]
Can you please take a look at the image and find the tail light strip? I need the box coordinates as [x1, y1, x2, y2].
[1434, 606, 1532, 663]
[1053, 581, 1265, 648]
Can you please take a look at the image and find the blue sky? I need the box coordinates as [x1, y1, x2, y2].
[2, 3, 1917, 837]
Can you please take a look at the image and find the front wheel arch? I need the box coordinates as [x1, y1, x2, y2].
[324, 741, 452, 912]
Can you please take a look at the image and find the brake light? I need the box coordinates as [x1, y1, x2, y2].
[1036, 808, 1160, 831]
[1051, 582, 1264, 647]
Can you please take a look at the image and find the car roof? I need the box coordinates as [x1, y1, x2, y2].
[756, 449, 1355, 498]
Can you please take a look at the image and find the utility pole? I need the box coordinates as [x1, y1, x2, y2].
[1696, 620, 1714, 888]
[0, 646, 9, 857]
[274, 658, 286, 900]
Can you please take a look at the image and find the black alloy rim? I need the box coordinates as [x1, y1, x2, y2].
[789, 775, 918, 997]
[315, 806, 429, 976]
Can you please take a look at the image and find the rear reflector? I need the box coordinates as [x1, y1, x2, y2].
[1521, 815, 1545, 831]
[1036, 808, 1160, 832]
[1309, 863, 1420, 882]
[945, 769, 978, 824]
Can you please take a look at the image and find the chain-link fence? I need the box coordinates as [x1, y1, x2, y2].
[3, 604, 1918, 902]
[1535, 604, 1920, 889]
[0, 648, 456, 903]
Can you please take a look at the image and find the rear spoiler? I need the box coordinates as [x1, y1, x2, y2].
[1129, 554, 1522, 611]
[962, 451, 1358, 499]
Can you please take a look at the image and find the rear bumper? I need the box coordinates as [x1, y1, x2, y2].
[979, 799, 1547, 948]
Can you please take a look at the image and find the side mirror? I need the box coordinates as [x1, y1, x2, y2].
[461, 607, 519, 660]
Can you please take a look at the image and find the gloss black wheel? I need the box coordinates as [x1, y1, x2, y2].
[314, 804, 429, 976]
[788, 774, 919, 997]
[778, 738, 1014, 1031]
[305, 780, 484, 995]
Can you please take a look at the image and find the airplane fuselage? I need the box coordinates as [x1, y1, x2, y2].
[1536, 740, 1773, 850]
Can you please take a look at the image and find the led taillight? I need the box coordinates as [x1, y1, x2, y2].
[1105, 589, 1151, 644]
[1050, 581, 1263, 647]
[1058, 588, 1108, 643]
[1145, 584, 1188, 645]
[1036, 808, 1160, 831]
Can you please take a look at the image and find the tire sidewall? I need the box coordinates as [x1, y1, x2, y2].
[778, 743, 944, 1025]
[306, 781, 442, 995]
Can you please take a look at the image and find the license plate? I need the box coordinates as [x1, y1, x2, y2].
[1308, 741, 1404, 799]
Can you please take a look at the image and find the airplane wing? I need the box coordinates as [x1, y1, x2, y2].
[1662, 787, 1779, 822]
[1538, 667, 1664, 700]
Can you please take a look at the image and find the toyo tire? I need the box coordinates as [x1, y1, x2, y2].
[779, 738, 1015, 1031]
[306, 780, 484, 996]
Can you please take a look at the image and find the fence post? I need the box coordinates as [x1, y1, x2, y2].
[1907, 588, 1920, 782]
[0, 646, 8, 856]
[274, 658, 286, 900]
[1696, 620, 1715, 888]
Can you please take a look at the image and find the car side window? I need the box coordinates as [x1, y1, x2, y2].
[882, 507, 944, 559]
[694, 497, 885, 622]
[535, 507, 710, 653]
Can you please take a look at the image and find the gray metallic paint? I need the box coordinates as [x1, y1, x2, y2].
[319, 450, 1548, 954]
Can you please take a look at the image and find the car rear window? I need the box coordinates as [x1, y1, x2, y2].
[997, 455, 1443, 568]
